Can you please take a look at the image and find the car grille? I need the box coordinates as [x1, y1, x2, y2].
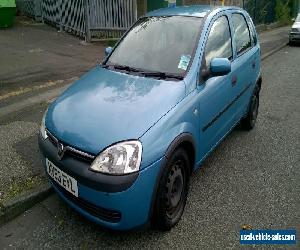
[46, 129, 95, 162]
[51, 180, 122, 223]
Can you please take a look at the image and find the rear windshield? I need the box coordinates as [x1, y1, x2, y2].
[106, 16, 203, 75]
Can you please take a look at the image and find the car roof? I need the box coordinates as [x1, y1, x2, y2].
[146, 5, 242, 18]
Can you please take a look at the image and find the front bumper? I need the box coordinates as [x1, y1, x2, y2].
[38, 134, 163, 230]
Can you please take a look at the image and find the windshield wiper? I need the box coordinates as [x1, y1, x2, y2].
[103, 64, 184, 80]
[141, 71, 184, 80]
[109, 64, 141, 73]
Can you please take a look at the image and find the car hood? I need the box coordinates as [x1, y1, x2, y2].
[292, 22, 300, 29]
[46, 66, 186, 155]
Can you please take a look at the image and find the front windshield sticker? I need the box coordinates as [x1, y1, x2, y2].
[178, 55, 191, 71]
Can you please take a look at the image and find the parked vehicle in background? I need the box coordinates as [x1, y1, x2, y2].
[289, 14, 300, 44]
[39, 5, 262, 231]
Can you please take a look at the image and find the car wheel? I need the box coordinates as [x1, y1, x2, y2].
[153, 148, 190, 231]
[241, 86, 260, 130]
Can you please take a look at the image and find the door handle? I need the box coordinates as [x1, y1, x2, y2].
[231, 76, 237, 86]
[252, 61, 256, 69]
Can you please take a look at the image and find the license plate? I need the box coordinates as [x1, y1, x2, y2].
[46, 158, 78, 197]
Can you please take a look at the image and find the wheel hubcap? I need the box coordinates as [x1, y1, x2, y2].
[165, 162, 184, 217]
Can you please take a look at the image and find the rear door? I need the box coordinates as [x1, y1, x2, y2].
[230, 12, 260, 120]
[197, 14, 236, 158]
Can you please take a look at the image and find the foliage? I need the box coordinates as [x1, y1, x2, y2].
[242, 0, 298, 24]
[243, 0, 276, 24]
[106, 39, 118, 47]
[0, 176, 46, 203]
[275, 0, 292, 24]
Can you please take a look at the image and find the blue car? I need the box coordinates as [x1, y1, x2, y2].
[39, 5, 261, 231]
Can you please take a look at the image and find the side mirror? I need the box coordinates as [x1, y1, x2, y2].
[292, 18, 295, 22]
[105, 47, 113, 57]
[210, 58, 231, 77]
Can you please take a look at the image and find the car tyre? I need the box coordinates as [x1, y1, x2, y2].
[241, 85, 260, 130]
[153, 148, 190, 231]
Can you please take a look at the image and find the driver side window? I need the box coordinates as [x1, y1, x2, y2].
[204, 16, 233, 70]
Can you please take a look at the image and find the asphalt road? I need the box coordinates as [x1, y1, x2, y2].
[0, 46, 299, 249]
[0, 16, 104, 96]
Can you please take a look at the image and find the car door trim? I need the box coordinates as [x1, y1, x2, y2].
[202, 83, 251, 132]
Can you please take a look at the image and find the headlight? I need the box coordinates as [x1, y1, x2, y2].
[90, 141, 142, 175]
[40, 110, 48, 140]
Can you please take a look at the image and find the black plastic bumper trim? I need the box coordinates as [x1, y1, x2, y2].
[51, 179, 121, 223]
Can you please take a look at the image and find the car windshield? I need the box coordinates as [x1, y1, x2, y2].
[106, 16, 203, 76]
[296, 14, 300, 22]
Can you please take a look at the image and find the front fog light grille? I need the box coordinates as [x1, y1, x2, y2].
[51, 180, 121, 223]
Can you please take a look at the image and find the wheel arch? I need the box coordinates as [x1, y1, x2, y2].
[164, 133, 196, 175]
[256, 74, 262, 93]
[149, 132, 196, 227]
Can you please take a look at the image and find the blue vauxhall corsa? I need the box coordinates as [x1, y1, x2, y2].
[39, 5, 262, 231]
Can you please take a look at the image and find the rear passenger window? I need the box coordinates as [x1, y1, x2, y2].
[204, 16, 232, 68]
[232, 13, 251, 55]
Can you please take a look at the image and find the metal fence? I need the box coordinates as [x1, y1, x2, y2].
[87, 0, 137, 40]
[16, 0, 42, 20]
[16, 0, 299, 40]
[16, 0, 137, 41]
